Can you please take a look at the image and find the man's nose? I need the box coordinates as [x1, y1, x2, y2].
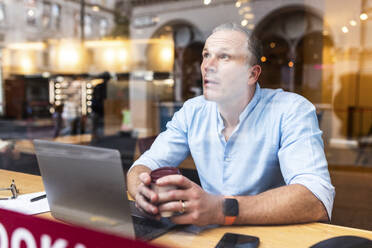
[202, 56, 217, 73]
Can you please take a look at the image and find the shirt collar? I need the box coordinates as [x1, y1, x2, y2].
[238, 82, 261, 122]
[217, 83, 262, 132]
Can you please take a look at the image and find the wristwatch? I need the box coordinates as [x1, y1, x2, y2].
[223, 197, 239, 225]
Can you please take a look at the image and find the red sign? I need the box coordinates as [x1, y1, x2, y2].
[0, 208, 163, 248]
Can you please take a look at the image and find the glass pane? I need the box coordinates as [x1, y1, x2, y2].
[51, 3, 61, 29]
[42, 2, 51, 28]
[26, 8, 36, 25]
[0, 3, 6, 23]
[84, 14, 92, 37]
[0, 0, 371, 231]
[99, 18, 108, 37]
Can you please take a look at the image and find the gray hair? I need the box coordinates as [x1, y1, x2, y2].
[212, 23, 262, 66]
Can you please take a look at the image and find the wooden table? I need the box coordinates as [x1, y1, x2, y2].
[1, 169, 372, 248]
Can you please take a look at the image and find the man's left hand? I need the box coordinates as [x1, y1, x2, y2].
[155, 174, 224, 226]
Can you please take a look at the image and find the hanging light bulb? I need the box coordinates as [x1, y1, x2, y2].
[203, 0, 211, 5]
[349, 20, 357, 26]
[360, 13, 368, 20]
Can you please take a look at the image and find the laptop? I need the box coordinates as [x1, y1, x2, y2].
[33, 139, 176, 240]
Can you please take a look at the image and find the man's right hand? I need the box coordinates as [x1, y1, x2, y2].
[134, 172, 159, 216]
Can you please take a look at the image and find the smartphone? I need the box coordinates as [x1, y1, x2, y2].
[215, 232, 260, 248]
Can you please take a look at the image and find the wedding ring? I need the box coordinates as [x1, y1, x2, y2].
[180, 200, 186, 214]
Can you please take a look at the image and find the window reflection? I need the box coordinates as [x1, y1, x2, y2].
[51, 3, 61, 29]
[84, 14, 92, 37]
[26, 8, 36, 26]
[73, 10, 80, 37]
[0, 2, 6, 24]
[0, 0, 371, 232]
[42, 1, 51, 29]
[99, 18, 108, 37]
[0, 1, 370, 184]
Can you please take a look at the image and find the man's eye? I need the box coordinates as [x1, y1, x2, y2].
[202, 53, 209, 58]
[219, 54, 230, 60]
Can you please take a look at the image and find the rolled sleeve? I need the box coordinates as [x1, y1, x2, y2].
[278, 96, 335, 219]
[130, 104, 190, 172]
[290, 174, 335, 220]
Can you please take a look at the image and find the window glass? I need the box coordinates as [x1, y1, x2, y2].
[51, 3, 61, 29]
[42, 1, 51, 29]
[99, 18, 108, 37]
[84, 14, 92, 37]
[0, 3, 6, 23]
[26, 8, 37, 26]
[25, 0, 37, 26]
[73, 10, 80, 38]
[0, 1, 371, 219]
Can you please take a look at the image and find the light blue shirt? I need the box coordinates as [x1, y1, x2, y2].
[132, 84, 335, 219]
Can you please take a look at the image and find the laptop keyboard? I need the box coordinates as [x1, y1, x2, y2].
[132, 215, 175, 240]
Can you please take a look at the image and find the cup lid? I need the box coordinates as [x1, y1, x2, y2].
[150, 167, 180, 183]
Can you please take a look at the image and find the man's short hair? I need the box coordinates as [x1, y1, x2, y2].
[212, 23, 262, 66]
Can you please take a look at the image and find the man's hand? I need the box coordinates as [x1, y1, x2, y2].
[134, 172, 160, 216]
[155, 174, 224, 226]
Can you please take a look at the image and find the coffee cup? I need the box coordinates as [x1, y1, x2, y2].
[150, 167, 181, 217]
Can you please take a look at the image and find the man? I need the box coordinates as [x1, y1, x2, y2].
[127, 23, 335, 226]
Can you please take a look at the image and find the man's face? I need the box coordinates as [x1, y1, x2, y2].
[201, 30, 255, 105]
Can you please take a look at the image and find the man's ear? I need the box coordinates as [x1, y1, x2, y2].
[248, 65, 262, 85]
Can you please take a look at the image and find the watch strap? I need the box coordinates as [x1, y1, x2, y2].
[223, 196, 238, 225]
[224, 216, 237, 225]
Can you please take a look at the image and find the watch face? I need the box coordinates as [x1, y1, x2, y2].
[224, 198, 239, 217]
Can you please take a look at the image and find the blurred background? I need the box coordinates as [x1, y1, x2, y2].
[0, 0, 371, 230]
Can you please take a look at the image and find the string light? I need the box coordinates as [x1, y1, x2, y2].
[341, 26, 349, 33]
[27, 9, 35, 17]
[236, 0, 254, 29]
[349, 20, 357, 26]
[92, 5, 100, 12]
[203, 0, 211, 5]
[360, 13, 368, 20]
[244, 13, 254, 19]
